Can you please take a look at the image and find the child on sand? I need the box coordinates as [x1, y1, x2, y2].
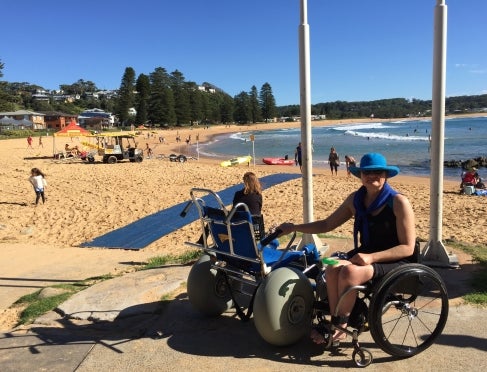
[29, 168, 47, 205]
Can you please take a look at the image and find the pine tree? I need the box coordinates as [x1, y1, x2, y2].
[234, 91, 251, 123]
[116, 67, 136, 126]
[170, 70, 191, 125]
[249, 85, 262, 123]
[135, 74, 150, 125]
[220, 93, 234, 124]
[186, 82, 203, 125]
[148, 67, 176, 125]
[259, 82, 277, 122]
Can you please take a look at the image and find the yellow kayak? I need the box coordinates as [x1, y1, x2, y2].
[220, 155, 252, 167]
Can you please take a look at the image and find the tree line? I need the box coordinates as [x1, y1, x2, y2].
[1, 59, 486, 127]
[278, 95, 487, 120]
[0, 60, 277, 127]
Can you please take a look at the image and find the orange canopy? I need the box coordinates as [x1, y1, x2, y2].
[54, 120, 91, 137]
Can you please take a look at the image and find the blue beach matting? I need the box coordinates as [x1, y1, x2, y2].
[80, 173, 301, 250]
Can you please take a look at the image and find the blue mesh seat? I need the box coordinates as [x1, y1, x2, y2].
[204, 206, 304, 275]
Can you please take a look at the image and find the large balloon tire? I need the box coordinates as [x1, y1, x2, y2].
[187, 254, 233, 317]
[253, 267, 314, 346]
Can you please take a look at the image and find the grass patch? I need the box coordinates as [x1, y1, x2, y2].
[10, 251, 201, 327]
[13, 278, 111, 327]
[14, 282, 89, 326]
[16, 292, 73, 325]
[446, 240, 487, 305]
[142, 250, 202, 270]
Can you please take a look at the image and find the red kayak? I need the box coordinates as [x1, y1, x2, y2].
[262, 157, 295, 166]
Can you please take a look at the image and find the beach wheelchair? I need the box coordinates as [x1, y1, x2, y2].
[182, 188, 449, 367]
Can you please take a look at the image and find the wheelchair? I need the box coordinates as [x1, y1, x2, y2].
[182, 188, 449, 367]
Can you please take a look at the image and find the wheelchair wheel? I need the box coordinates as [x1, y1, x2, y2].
[253, 267, 314, 346]
[187, 254, 233, 316]
[369, 263, 448, 358]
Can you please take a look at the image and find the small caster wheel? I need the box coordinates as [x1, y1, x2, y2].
[352, 347, 373, 367]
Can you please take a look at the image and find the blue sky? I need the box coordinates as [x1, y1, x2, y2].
[2, 0, 486, 106]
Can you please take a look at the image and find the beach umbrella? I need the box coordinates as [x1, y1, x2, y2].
[18, 118, 34, 127]
[53, 120, 91, 155]
[54, 120, 91, 137]
[0, 116, 16, 125]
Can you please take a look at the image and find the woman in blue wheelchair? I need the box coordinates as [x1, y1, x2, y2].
[277, 153, 418, 344]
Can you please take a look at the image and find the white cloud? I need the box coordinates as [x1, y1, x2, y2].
[469, 69, 486, 74]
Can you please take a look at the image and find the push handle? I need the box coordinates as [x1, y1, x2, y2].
[260, 228, 282, 247]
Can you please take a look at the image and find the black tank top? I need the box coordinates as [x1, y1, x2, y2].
[348, 198, 417, 263]
[359, 205, 399, 253]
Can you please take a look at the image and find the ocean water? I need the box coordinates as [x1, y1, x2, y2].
[197, 116, 487, 181]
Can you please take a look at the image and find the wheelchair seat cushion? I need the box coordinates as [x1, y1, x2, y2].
[262, 248, 304, 269]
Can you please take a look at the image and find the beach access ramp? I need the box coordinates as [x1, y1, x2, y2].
[80, 173, 300, 250]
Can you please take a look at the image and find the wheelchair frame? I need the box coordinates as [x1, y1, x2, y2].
[183, 188, 449, 367]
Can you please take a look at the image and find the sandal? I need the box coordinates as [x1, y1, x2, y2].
[331, 315, 349, 343]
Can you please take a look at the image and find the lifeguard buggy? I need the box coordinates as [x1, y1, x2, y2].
[90, 132, 144, 164]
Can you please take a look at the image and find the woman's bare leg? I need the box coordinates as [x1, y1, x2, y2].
[331, 264, 374, 341]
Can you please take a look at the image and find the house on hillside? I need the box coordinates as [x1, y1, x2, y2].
[0, 110, 45, 130]
[78, 108, 115, 129]
[41, 111, 78, 130]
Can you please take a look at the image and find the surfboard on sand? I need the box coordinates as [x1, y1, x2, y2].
[220, 155, 252, 167]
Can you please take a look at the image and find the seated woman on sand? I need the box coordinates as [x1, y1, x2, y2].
[65, 144, 80, 157]
[460, 167, 485, 190]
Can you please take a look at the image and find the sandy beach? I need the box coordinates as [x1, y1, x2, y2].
[0, 115, 485, 330]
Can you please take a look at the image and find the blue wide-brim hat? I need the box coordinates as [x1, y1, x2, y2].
[350, 153, 400, 178]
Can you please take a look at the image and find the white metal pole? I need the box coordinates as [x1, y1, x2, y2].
[422, 0, 458, 267]
[298, 0, 322, 249]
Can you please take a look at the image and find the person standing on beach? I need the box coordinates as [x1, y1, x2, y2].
[275, 153, 417, 344]
[295, 142, 302, 171]
[29, 168, 47, 205]
[328, 147, 339, 176]
[27, 136, 33, 149]
[345, 155, 356, 178]
[145, 143, 153, 158]
[38, 136, 43, 148]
